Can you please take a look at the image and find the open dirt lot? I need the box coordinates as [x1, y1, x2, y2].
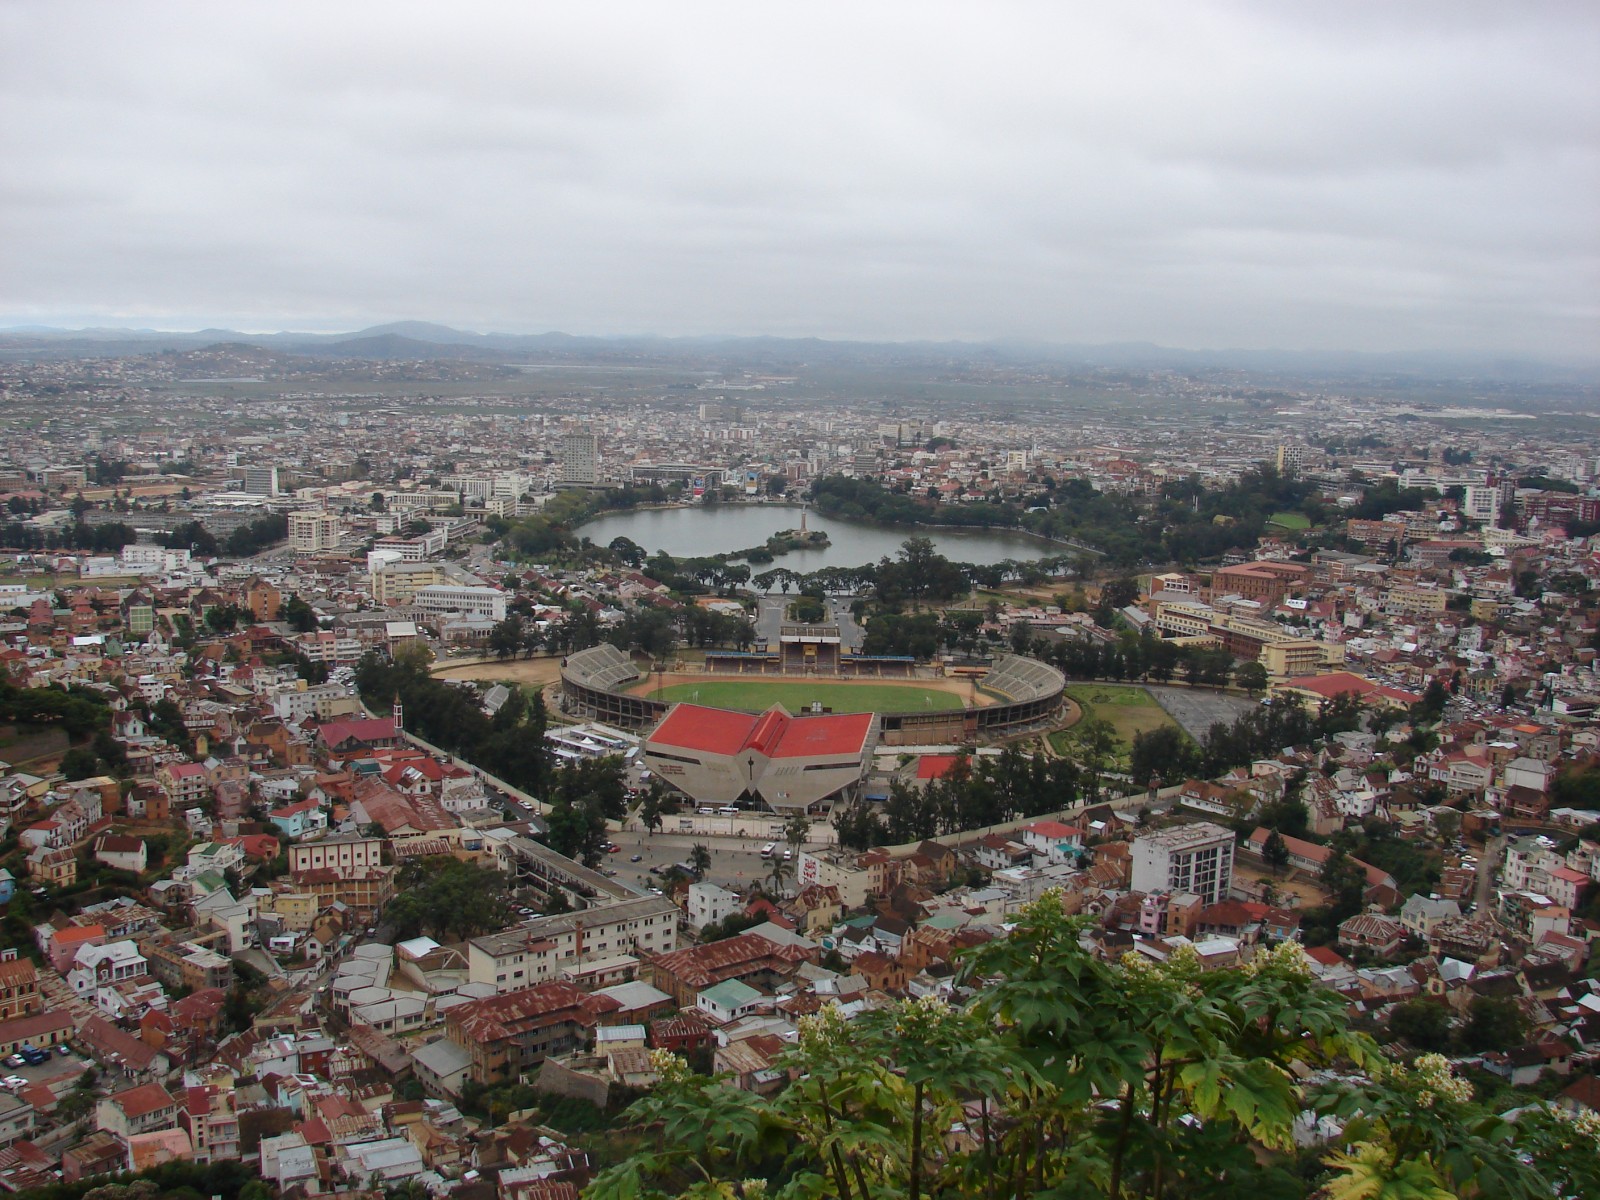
[431, 656, 567, 689]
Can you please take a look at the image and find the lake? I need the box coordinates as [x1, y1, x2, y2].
[579, 503, 1055, 568]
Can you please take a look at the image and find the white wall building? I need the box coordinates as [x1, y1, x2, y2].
[1130, 822, 1235, 906]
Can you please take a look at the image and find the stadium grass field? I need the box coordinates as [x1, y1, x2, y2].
[645, 680, 967, 714]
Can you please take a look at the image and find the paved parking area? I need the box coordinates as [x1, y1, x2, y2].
[1144, 686, 1255, 740]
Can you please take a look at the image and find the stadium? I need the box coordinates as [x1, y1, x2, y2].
[559, 638, 1066, 812]
[559, 637, 1066, 747]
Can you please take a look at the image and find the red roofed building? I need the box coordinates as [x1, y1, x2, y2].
[913, 754, 966, 783]
[316, 717, 401, 756]
[95, 1083, 179, 1143]
[47, 924, 106, 973]
[643, 931, 816, 1007]
[642, 703, 877, 812]
[444, 982, 612, 1086]
[0, 953, 40, 1022]
[1275, 672, 1420, 711]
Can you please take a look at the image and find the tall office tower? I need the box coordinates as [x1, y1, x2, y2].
[561, 433, 597, 486]
[243, 465, 281, 496]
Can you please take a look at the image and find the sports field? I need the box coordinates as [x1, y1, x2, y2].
[1050, 685, 1184, 758]
[646, 680, 967, 714]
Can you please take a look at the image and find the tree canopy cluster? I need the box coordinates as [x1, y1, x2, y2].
[543, 756, 630, 867]
[589, 894, 1600, 1200]
[385, 855, 513, 942]
[355, 653, 551, 797]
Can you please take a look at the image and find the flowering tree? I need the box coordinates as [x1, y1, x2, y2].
[584, 893, 1599, 1199]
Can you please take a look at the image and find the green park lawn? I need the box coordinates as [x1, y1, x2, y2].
[647, 680, 964, 714]
[1267, 511, 1312, 531]
[1052, 684, 1183, 759]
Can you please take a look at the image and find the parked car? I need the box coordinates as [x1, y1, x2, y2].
[2, 1055, 22, 1070]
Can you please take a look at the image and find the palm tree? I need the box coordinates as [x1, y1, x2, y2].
[766, 853, 792, 897]
[689, 843, 712, 880]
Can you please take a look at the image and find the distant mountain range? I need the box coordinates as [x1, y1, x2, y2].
[0, 321, 1595, 385]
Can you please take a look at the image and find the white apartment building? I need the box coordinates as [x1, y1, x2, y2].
[288, 834, 385, 878]
[1130, 822, 1235, 906]
[466, 895, 679, 993]
[243, 465, 281, 496]
[686, 882, 740, 931]
[411, 584, 507, 622]
[120, 545, 192, 573]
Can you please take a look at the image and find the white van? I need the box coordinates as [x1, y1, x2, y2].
[760, 842, 776, 858]
[718, 805, 739, 815]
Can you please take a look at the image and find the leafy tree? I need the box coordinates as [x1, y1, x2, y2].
[637, 779, 668, 836]
[783, 812, 811, 859]
[59, 746, 102, 781]
[1387, 998, 1453, 1052]
[282, 594, 319, 632]
[384, 856, 513, 942]
[1235, 660, 1270, 697]
[1461, 995, 1527, 1053]
[1262, 830, 1290, 873]
[588, 897, 1382, 1200]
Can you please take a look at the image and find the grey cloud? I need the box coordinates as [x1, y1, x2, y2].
[0, 0, 1595, 356]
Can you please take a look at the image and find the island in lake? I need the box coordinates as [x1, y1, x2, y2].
[739, 525, 830, 563]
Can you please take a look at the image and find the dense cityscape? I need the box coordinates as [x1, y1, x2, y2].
[4, 2, 1597, 1197]
[0, 329, 1594, 1198]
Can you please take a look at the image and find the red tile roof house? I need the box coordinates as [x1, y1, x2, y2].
[46, 924, 106, 973]
[95, 1083, 179, 1143]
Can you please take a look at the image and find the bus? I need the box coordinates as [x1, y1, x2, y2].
[760, 843, 776, 858]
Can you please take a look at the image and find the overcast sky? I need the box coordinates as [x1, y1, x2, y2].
[2, 1, 1596, 357]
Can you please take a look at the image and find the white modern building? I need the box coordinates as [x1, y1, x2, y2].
[411, 584, 507, 622]
[1130, 822, 1235, 906]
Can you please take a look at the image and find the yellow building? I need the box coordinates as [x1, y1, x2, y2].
[371, 561, 447, 606]
[1383, 586, 1447, 617]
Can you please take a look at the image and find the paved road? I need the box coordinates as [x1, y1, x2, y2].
[828, 595, 865, 651]
[1476, 834, 1504, 913]
[754, 596, 787, 646]
[600, 827, 804, 893]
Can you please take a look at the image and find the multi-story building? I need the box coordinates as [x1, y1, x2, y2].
[1130, 822, 1235, 906]
[561, 432, 598, 486]
[67, 941, 148, 998]
[155, 762, 210, 812]
[287, 510, 341, 553]
[242, 465, 280, 496]
[143, 940, 234, 994]
[371, 561, 446, 606]
[446, 982, 608, 1086]
[466, 895, 679, 994]
[288, 833, 385, 877]
[410, 584, 507, 622]
[0, 951, 39, 1021]
[1383, 586, 1448, 618]
[96, 1084, 179, 1143]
